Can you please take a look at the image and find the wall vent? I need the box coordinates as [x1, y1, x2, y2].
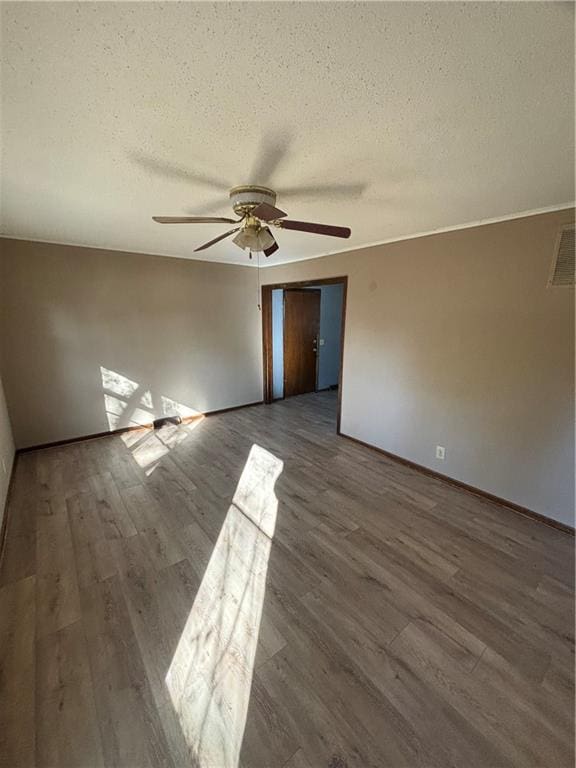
[153, 415, 182, 429]
[549, 225, 575, 287]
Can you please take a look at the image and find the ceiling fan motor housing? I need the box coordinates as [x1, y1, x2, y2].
[229, 185, 276, 217]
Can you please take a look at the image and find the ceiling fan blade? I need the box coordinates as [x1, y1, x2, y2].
[251, 202, 287, 222]
[262, 228, 279, 257]
[184, 199, 232, 216]
[278, 219, 351, 238]
[194, 227, 241, 252]
[249, 130, 293, 185]
[153, 216, 239, 224]
[279, 182, 366, 200]
[131, 153, 230, 191]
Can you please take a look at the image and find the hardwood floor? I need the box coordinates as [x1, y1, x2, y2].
[0, 391, 574, 767]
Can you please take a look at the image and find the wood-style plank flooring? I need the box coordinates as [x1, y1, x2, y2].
[0, 391, 574, 767]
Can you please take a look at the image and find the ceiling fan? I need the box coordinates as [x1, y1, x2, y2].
[152, 185, 351, 258]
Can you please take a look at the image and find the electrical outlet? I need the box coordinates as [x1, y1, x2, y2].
[436, 445, 445, 460]
[319, 338, 325, 346]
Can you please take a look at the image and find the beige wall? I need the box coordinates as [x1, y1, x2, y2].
[263, 209, 575, 526]
[0, 208, 574, 525]
[0, 239, 263, 449]
[0, 372, 15, 522]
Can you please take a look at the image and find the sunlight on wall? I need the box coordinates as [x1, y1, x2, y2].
[101, 366, 144, 400]
[103, 392, 155, 430]
[166, 444, 283, 768]
[161, 394, 201, 419]
[100, 366, 201, 430]
[100, 366, 154, 429]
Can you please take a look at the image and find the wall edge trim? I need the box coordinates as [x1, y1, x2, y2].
[339, 431, 575, 536]
[2, 202, 574, 270]
[0, 453, 19, 571]
[260, 201, 576, 267]
[16, 400, 263, 454]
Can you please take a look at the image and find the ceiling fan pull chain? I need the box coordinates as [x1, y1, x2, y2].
[257, 250, 261, 311]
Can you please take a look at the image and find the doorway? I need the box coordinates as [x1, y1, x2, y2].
[261, 277, 347, 432]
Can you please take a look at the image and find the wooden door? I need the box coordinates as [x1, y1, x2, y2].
[283, 289, 321, 397]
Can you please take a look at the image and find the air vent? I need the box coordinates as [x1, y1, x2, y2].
[549, 225, 575, 287]
[153, 415, 182, 429]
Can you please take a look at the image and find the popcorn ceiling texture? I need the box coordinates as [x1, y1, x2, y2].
[0, 2, 574, 265]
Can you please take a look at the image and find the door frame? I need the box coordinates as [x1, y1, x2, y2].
[261, 276, 348, 433]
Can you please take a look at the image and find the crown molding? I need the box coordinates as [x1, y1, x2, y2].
[1, 201, 573, 269]
[265, 201, 576, 267]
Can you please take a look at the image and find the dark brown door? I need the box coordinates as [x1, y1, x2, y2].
[283, 289, 320, 397]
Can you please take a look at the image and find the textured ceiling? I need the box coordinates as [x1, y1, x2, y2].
[1, 2, 574, 266]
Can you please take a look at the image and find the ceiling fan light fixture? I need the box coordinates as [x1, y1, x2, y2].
[232, 227, 261, 252]
[229, 185, 277, 217]
[258, 227, 276, 252]
[232, 222, 277, 253]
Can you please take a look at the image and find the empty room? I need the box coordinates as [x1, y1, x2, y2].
[0, 2, 574, 767]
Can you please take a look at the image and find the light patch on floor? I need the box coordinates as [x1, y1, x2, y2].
[121, 416, 205, 476]
[166, 444, 283, 767]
